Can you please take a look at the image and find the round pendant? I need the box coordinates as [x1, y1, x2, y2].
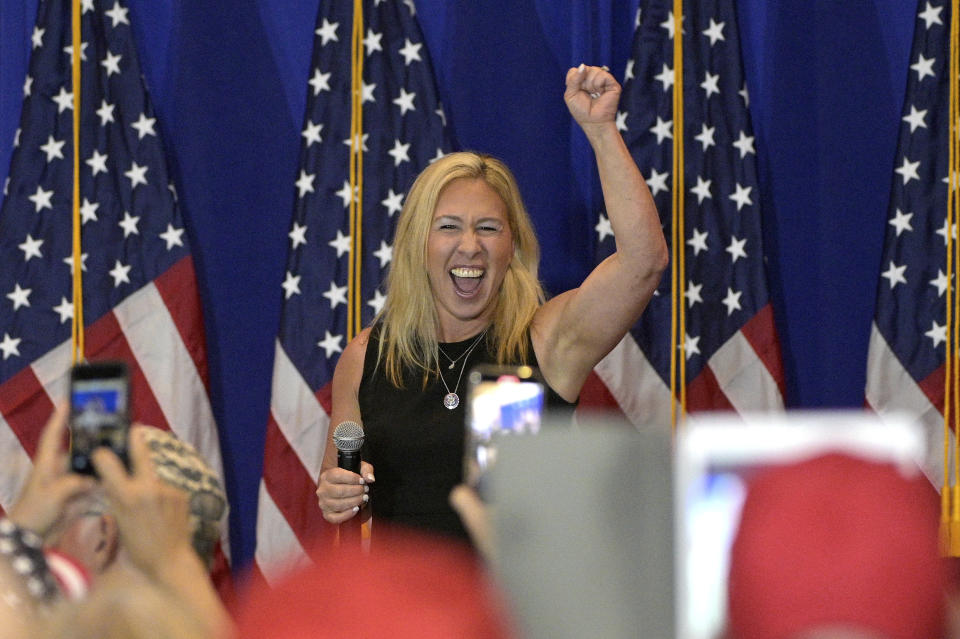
[443, 392, 460, 410]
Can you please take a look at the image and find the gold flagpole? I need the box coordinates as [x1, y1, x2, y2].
[347, 0, 365, 342]
[949, 0, 960, 557]
[670, 0, 686, 431]
[70, 0, 84, 363]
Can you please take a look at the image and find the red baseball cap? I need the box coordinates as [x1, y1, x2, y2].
[727, 452, 947, 639]
[235, 525, 515, 639]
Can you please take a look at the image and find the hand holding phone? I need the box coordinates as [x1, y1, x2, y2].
[463, 364, 545, 494]
[7, 406, 95, 535]
[69, 361, 131, 475]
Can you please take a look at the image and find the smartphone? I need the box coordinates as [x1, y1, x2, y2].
[69, 361, 131, 475]
[463, 364, 545, 495]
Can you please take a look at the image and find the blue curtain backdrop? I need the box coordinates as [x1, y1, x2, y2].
[0, 0, 920, 567]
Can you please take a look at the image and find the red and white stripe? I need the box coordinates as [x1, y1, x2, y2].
[45, 549, 91, 600]
[580, 303, 785, 426]
[865, 322, 947, 486]
[254, 339, 335, 584]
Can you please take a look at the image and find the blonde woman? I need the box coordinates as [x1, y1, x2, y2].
[316, 65, 668, 542]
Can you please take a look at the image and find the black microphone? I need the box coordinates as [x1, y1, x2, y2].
[333, 421, 365, 548]
[333, 420, 364, 474]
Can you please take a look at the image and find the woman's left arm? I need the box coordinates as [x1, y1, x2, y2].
[534, 65, 668, 400]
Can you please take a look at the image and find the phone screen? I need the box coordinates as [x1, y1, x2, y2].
[463, 364, 545, 493]
[679, 462, 755, 639]
[70, 362, 130, 475]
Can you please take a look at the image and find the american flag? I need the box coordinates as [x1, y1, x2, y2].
[0, 0, 231, 592]
[254, 0, 451, 582]
[579, 0, 785, 422]
[865, 0, 952, 485]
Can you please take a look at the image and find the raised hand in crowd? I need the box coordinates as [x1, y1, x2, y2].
[7, 406, 94, 537]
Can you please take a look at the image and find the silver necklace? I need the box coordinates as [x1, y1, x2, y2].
[437, 328, 488, 410]
[438, 341, 473, 370]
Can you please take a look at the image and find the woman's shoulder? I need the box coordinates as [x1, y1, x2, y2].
[335, 327, 374, 379]
[346, 326, 374, 355]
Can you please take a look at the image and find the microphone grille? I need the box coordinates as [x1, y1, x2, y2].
[333, 421, 365, 452]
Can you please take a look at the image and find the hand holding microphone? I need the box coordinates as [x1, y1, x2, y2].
[316, 421, 374, 524]
[334, 420, 363, 474]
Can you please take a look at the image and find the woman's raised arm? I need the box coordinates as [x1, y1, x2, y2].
[533, 65, 668, 401]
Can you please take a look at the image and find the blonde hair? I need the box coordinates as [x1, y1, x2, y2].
[379, 151, 544, 386]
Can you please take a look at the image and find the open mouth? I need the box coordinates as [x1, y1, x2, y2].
[450, 266, 485, 297]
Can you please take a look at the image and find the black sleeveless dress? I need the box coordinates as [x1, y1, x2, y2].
[358, 325, 575, 542]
